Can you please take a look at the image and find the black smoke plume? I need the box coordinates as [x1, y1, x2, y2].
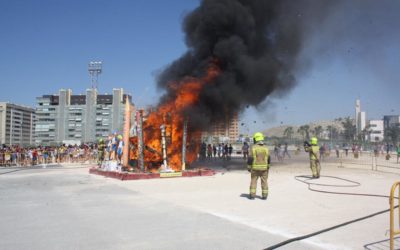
[157, 0, 336, 128]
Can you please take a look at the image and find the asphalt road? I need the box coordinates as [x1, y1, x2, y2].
[1, 153, 397, 250]
[0, 165, 317, 250]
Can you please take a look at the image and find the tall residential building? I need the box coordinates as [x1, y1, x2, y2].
[0, 102, 35, 146]
[368, 120, 384, 142]
[355, 99, 361, 130]
[202, 113, 239, 143]
[355, 99, 366, 135]
[35, 88, 133, 145]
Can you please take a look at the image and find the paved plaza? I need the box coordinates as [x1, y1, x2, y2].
[0, 152, 399, 249]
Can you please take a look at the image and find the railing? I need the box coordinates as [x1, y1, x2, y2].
[390, 181, 400, 250]
[319, 149, 400, 173]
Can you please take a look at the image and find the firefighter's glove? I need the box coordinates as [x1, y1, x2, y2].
[247, 167, 251, 173]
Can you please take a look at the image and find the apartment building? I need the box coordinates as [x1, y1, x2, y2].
[383, 115, 400, 129]
[35, 88, 133, 145]
[368, 119, 384, 142]
[0, 102, 35, 146]
[202, 112, 239, 143]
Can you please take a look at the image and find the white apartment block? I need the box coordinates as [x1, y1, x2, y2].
[355, 99, 367, 135]
[0, 102, 35, 146]
[369, 120, 384, 142]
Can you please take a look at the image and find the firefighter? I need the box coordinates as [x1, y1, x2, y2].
[304, 137, 320, 178]
[97, 138, 106, 166]
[247, 132, 270, 200]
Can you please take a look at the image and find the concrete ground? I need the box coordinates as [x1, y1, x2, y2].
[0, 152, 399, 250]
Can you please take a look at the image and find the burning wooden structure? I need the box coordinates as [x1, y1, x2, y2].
[128, 110, 199, 172]
[126, 65, 219, 172]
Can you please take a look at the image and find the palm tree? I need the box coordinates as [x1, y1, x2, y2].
[359, 125, 372, 142]
[313, 125, 323, 138]
[303, 125, 310, 140]
[298, 126, 306, 140]
[327, 125, 339, 141]
[298, 125, 310, 140]
[341, 117, 356, 142]
[327, 125, 333, 140]
[283, 126, 294, 140]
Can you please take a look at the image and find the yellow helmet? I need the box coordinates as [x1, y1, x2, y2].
[253, 132, 265, 143]
[311, 137, 318, 145]
[98, 138, 104, 143]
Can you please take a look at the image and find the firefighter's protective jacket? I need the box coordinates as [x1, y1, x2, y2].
[248, 144, 270, 171]
[305, 145, 320, 160]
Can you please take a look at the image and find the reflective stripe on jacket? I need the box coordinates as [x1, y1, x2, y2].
[251, 144, 269, 170]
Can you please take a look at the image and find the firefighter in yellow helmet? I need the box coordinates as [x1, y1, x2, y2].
[304, 137, 320, 178]
[247, 132, 270, 200]
[97, 138, 106, 166]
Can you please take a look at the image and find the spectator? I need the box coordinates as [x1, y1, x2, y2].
[283, 143, 291, 159]
[242, 142, 249, 159]
[397, 144, 400, 164]
[213, 144, 217, 159]
[335, 145, 340, 158]
[217, 144, 222, 159]
[228, 144, 233, 160]
[223, 144, 228, 160]
[207, 144, 213, 161]
[319, 144, 325, 160]
[200, 142, 207, 161]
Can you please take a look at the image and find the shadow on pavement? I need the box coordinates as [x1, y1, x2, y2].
[240, 193, 266, 200]
[189, 157, 248, 172]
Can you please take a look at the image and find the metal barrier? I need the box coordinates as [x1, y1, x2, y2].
[390, 181, 400, 250]
[332, 150, 400, 173]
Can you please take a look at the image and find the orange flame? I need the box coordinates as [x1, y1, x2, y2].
[132, 63, 220, 171]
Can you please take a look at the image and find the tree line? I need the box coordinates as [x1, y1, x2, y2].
[282, 117, 400, 145]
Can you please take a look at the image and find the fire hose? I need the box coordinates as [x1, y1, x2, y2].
[264, 175, 397, 250]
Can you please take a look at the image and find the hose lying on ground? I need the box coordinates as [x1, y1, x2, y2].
[264, 175, 397, 250]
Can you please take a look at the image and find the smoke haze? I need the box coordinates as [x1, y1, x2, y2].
[156, 0, 339, 128]
[301, 0, 400, 87]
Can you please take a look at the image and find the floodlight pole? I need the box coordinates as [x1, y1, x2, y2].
[88, 61, 102, 89]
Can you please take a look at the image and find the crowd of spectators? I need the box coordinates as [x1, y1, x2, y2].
[0, 144, 98, 167]
[199, 142, 234, 161]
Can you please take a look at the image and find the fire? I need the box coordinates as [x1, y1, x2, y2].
[131, 63, 220, 171]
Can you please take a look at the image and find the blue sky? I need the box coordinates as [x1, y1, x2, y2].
[0, 0, 399, 134]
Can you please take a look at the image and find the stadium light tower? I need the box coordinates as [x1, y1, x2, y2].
[88, 61, 102, 89]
